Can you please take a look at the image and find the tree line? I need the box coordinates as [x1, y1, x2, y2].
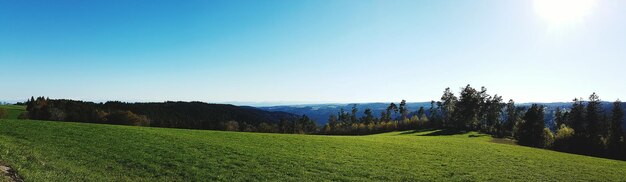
[322, 85, 625, 160]
[20, 97, 318, 134]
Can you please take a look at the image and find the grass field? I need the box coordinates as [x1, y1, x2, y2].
[0, 119, 624, 181]
[0, 105, 24, 120]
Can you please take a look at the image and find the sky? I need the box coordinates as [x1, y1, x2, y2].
[1, 0, 625, 105]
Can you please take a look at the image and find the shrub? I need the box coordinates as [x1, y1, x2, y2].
[242, 123, 256, 132]
[224, 121, 239, 131]
[554, 125, 575, 152]
[542, 128, 555, 148]
[106, 111, 150, 126]
[258, 123, 278, 133]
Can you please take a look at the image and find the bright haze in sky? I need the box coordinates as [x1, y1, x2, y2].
[1, 0, 625, 104]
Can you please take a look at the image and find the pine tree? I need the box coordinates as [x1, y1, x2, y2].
[504, 100, 519, 137]
[350, 104, 358, 123]
[439, 88, 457, 127]
[485, 95, 504, 134]
[554, 107, 564, 128]
[328, 114, 338, 132]
[608, 100, 624, 157]
[569, 98, 588, 154]
[569, 98, 586, 137]
[454, 85, 481, 130]
[417, 107, 425, 119]
[279, 118, 289, 133]
[363, 108, 374, 124]
[586, 93, 602, 149]
[429, 101, 441, 127]
[387, 103, 398, 121]
[518, 104, 546, 147]
[399, 100, 408, 120]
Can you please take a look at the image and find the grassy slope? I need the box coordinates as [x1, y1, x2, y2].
[0, 105, 25, 120]
[0, 119, 624, 181]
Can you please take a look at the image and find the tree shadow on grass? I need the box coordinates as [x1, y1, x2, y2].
[418, 129, 469, 136]
[396, 128, 439, 135]
[396, 128, 470, 136]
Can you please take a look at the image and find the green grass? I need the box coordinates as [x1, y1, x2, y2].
[0, 105, 25, 119]
[0, 120, 624, 181]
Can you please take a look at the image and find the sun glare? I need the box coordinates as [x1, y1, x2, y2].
[533, 0, 597, 26]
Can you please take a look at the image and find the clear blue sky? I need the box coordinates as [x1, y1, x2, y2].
[1, 0, 625, 104]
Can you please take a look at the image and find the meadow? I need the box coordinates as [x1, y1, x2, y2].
[0, 109, 624, 181]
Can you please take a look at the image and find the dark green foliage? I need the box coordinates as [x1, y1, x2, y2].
[484, 94, 504, 135]
[609, 100, 624, 158]
[454, 85, 481, 130]
[399, 100, 408, 120]
[428, 101, 442, 127]
[350, 104, 358, 123]
[299, 115, 318, 134]
[586, 93, 603, 150]
[554, 107, 566, 128]
[23, 97, 300, 133]
[386, 103, 398, 121]
[569, 98, 587, 138]
[504, 99, 518, 137]
[518, 104, 546, 148]
[439, 88, 457, 127]
[362, 108, 374, 124]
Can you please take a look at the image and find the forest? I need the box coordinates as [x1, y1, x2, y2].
[14, 85, 626, 161]
[18, 98, 302, 132]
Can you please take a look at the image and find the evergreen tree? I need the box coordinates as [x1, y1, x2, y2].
[554, 107, 565, 128]
[569, 98, 586, 137]
[518, 104, 546, 147]
[350, 104, 358, 123]
[417, 107, 425, 120]
[429, 101, 441, 127]
[328, 114, 338, 131]
[338, 108, 348, 123]
[454, 85, 481, 130]
[363, 108, 374, 124]
[439, 88, 457, 127]
[279, 118, 289, 133]
[399, 100, 408, 120]
[380, 110, 388, 122]
[387, 103, 398, 121]
[485, 94, 504, 134]
[586, 93, 602, 149]
[478, 87, 491, 129]
[608, 100, 624, 157]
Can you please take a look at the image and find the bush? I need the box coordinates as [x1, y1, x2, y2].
[258, 123, 278, 133]
[0, 108, 7, 119]
[542, 128, 555, 148]
[106, 111, 150, 126]
[242, 122, 256, 132]
[554, 125, 575, 152]
[224, 121, 239, 131]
